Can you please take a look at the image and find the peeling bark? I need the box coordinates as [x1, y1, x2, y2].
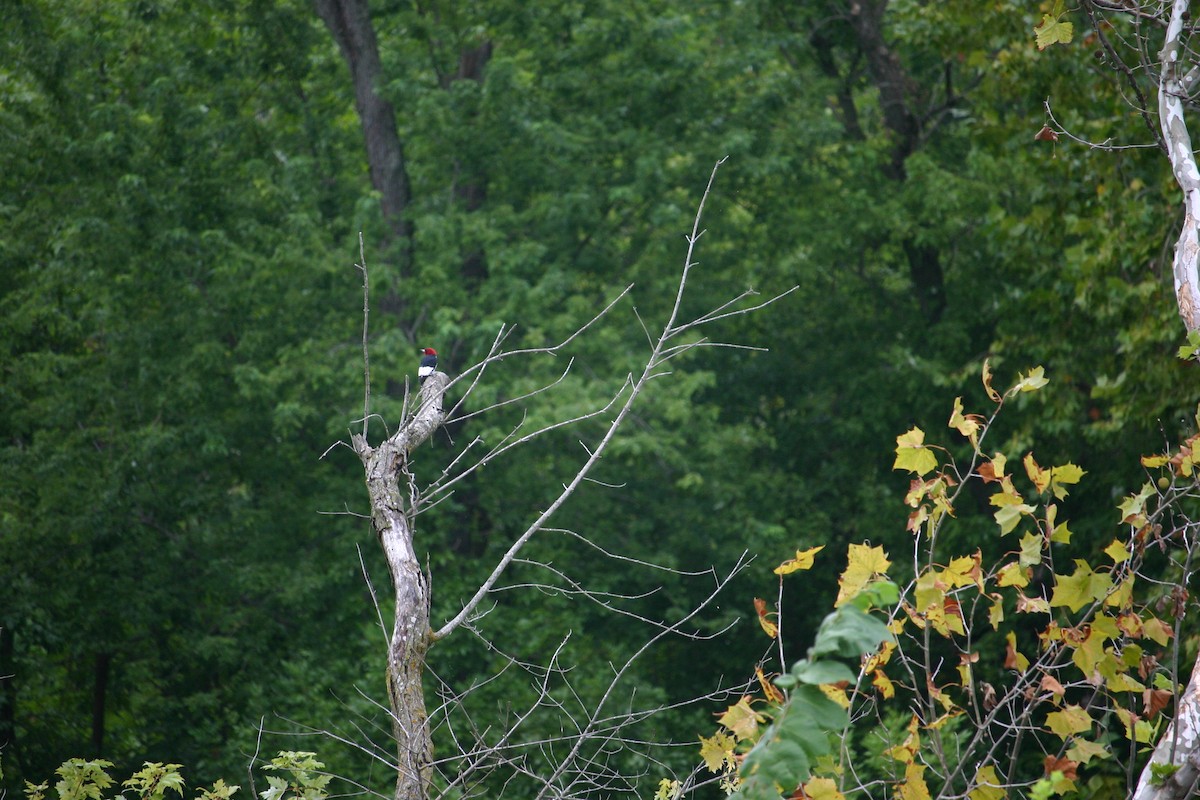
[1157, 0, 1200, 333]
[351, 373, 448, 800]
[1134, 652, 1200, 800]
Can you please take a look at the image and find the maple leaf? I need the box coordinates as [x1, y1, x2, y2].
[1034, 125, 1059, 142]
[1018, 531, 1043, 568]
[756, 667, 784, 704]
[1005, 631, 1029, 672]
[873, 669, 895, 699]
[802, 777, 844, 800]
[969, 766, 1006, 800]
[699, 732, 737, 773]
[982, 358, 1001, 402]
[994, 502, 1035, 535]
[977, 452, 1007, 483]
[1103, 539, 1131, 564]
[1049, 559, 1112, 612]
[1015, 592, 1049, 614]
[1066, 738, 1111, 764]
[718, 697, 765, 741]
[1043, 756, 1078, 781]
[1041, 674, 1066, 698]
[1012, 365, 1049, 394]
[997, 561, 1029, 588]
[898, 763, 932, 800]
[1035, 12, 1074, 50]
[775, 545, 824, 575]
[948, 396, 982, 446]
[1045, 705, 1092, 739]
[884, 715, 921, 764]
[835, 543, 892, 607]
[1144, 688, 1172, 718]
[754, 598, 779, 639]
[894, 427, 939, 476]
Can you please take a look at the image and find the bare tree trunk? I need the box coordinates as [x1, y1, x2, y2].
[1134, 652, 1200, 800]
[313, 0, 413, 254]
[352, 374, 448, 800]
[1156, 0, 1200, 332]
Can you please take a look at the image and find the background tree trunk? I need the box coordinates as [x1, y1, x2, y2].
[313, 0, 413, 254]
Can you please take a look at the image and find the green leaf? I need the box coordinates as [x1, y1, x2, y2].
[809, 604, 893, 661]
[1034, 14, 1074, 49]
[736, 685, 847, 799]
[894, 427, 939, 475]
[790, 659, 857, 686]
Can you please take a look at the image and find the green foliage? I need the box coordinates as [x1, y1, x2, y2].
[259, 752, 329, 800]
[122, 763, 185, 800]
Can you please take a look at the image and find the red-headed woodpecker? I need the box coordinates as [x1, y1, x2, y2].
[419, 347, 438, 382]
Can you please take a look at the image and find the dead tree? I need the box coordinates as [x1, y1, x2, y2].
[340, 162, 795, 800]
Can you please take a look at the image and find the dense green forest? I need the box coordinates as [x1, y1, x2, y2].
[4, 0, 1200, 798]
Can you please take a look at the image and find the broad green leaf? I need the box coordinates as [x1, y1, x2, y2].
[1066, 739, 1111, 764]
[1103, 539, 1131, 563]
[969, 765, 1006, 800]
[1049, 560, 1112, 613]
[810, 604, 893, 661]
[1045, 705, 1092, 740]
[894, 427, 939, 475]
[1034, 12, 1074, 50]
[790, 659, 857, 686]
[1018, 532, 1043, 567]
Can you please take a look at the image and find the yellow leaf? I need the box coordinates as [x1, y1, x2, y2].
[803, 777, 844, 800]
[996, 562, 1028, 588]
[1066, 738, 1111, 764]
[756, 667, 784, 704]
[1050, 520, 1072, 544]
[698, 732, 736, 773]
[1141, 454, 1170, 468]
[820, 683, 850, 709]
[774, 545, 825, 575]
[1103, 539, 1131, 564]
[1034, 13, 1074, 49]
[895, 427, 939, 476]
[654, 778, 682, 800]
[1050, 560, 1112, 613]
[1143, 616, 1173, 646]
[718, 697, 764, 741]
[898, 763, 932, 800]
[1018, 532, 1043, 567]
[994, 503, 1036, 535]
[927, 710, 963, 730]
[1105, 672, 1145, 693]
[1045, 705, 1092, 740]
[969, 765, 1006, 800]
[982, 358, 1001, 402]
[873, 669, 895, 699]
[1005, 631, 1029, 672]
[1048, 463, 1085, 499]
[1024, 453, 1049, 494]
[988, 594, 1005, 630]
[836, 543, 892, 607]
[884, 715, 921, 764]
[949, 396, 982, 446]
[753, 598, 778, 639]
[1115, 707, 1156, 743]
[945, 551, 984, 590]
[1012, 365, 1049, 393]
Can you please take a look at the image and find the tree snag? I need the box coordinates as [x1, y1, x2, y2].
[350, 373, 447, 800]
